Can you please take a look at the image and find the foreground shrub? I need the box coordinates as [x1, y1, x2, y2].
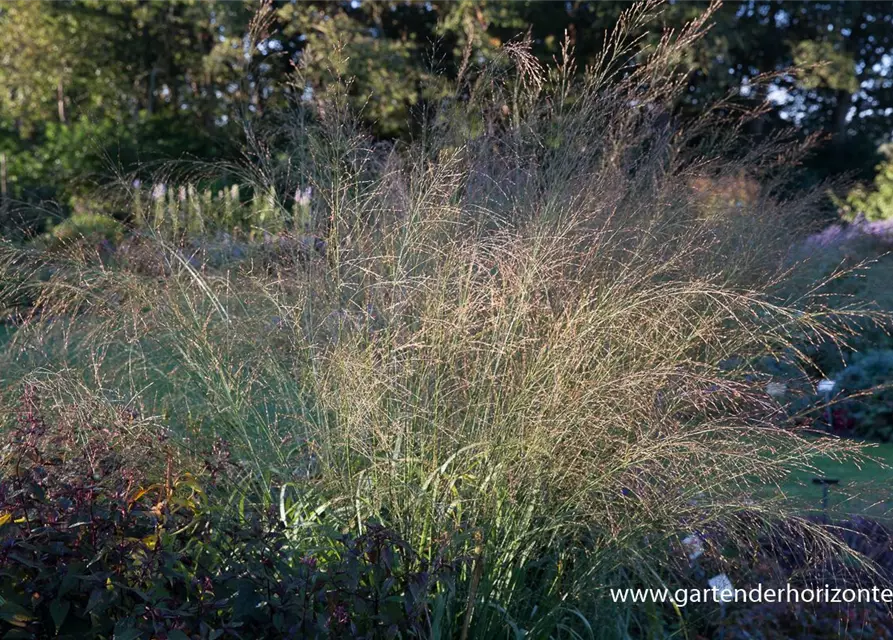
[723, 516, 893, 639]
[0, 387, 459, 639]
[726, 602, 893, 640]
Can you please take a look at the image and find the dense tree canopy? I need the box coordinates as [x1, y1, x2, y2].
[0, 0, 890, 226]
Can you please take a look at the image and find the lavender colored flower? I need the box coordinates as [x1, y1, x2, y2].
[802, 218, 893, 252]
[330, 603, 349, 625]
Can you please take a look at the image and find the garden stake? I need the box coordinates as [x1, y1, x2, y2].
[817, 379, 836, 432]
[812, 477, 839, 522]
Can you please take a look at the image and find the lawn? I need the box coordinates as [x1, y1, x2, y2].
[779, 440, 893, 520]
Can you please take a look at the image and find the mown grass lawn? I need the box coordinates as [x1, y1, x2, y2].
[778, 440, 893, 520]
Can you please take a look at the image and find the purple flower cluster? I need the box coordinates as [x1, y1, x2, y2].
[802, 217, 893, 252]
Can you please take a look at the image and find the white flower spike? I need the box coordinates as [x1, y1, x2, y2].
[681, 535, 704, 561]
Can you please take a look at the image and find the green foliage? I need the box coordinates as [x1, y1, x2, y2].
[46, 212, 123, 247]
[0, 1, 123, 135]
[0, 0, 891, 226]
[836, 145, 893, 222]
[0, 0, 256, 133]
[1, 115, 236, 236]
[4, 118, 132, 207]
[793, 39, 860, 94]
[277, 2, 440, 139]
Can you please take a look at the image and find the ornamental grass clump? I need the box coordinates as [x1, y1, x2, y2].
[0, 2, 888, 637]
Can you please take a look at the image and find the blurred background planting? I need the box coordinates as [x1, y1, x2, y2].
[1, 1, 893, 233]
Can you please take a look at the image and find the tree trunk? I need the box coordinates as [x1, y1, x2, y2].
[1, 152, 8, 222]
[831, 88, 852, 146]
[57, 78, 67, 124]
[148, 67, 157, 115]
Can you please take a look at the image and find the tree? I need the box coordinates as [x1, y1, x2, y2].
[0, 1, 129, 134]
[0, 0, 891, 229]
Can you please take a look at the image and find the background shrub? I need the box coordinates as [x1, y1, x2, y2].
[832, 350, 893, 442]
[46, 213, 123, 248]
